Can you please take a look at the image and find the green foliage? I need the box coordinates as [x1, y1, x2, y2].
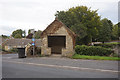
[117, 22, 120, 37]
[104, 42, 120, 45]
[76, 35, 92, 45]
[27, 46, 41, 56]
[14, 34, 22, 38]
[10, 48, 18, 53]
[55, 6, 101, 45]
[70, 24, 87, 45]
[111, 24, 118, 40]
[70, 24, 87, 39]
[112, 53, 119, 57]
[111, 22, 120, 40]
[2, 48, 18, 53]
[12, 29, 24, 38]
[75, 45, 113, 56]
[0, 35, 9, 38]
[72, 54, 120, 61]
[35, 30, 42, 39]
[97, 18, 113, 42]
[28, 29, 31, 34]
[110, 22, 120, 40]
[22, 30, 26, 38]
[82, 35, 92, 45]
[36, 47, 41, 55]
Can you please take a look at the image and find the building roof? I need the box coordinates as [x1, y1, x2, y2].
[35, 39, 41, 47]
[41, 18, 76, 37]
[41, 18, 76, 48]
[0, 37, 9, 45]
[2, 38, 41, 48]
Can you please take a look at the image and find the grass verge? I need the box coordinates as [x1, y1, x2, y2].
[72, 54, 120, 61]
[104, 42, 120, 45]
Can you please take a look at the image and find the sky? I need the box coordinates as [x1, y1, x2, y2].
[0, 0, 119, 36]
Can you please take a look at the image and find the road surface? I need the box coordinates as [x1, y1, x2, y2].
[2, 54, 119, 78]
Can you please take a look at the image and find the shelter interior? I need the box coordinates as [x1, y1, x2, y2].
[48, 36, 66, 54]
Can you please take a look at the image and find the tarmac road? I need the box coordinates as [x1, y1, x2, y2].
[2, 54, 119, 78]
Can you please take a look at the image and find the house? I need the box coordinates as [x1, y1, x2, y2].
[41, 18, 76, 57]
[26, 29, 36, 39]
[2, 38, 41, 51]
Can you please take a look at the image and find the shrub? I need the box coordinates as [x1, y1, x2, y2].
[75, 45, 113, 56]
[27, 46, 41, 56]
[36, 47, 41, 55]
[10, 48, 18, 53]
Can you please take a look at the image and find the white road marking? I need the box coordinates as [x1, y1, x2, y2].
[2, 57, 11, 59]
[3, 60, 119, 73]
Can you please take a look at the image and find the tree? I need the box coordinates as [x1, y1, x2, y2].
[12, 29, 23, 38]
[28, 29, 35, 34]
[111, 22, 120, 40]
[117, 22, 120, 38]
[1, 35, 8, 38]
[14, 33, 22, 38]
[111, 24, 118, 40]
[55, 6, 101, 45]
[70, 24, 87, 45]
[97, 18, 113, 43]
[35, 30, 42, 39]
[12, 29, 26, 38]
[22, 30, 26, 38]
[28, 29, 31, 35]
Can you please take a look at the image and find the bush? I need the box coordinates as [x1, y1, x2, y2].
[27, 46, 41, 56]
[75, 45, 113, 56]
[36, 47, 41, 55]
[9, 48, 18, 53]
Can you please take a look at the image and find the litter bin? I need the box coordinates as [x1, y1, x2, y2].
[17, 48, 26, 58]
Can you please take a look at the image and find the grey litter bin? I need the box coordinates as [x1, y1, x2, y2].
[17, 48, 26, 58]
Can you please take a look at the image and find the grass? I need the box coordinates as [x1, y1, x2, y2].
[72, 54, 120, 61]
[104, 42, 120, 45]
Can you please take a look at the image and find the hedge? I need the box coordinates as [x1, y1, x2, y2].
[75, 45, 113, 56]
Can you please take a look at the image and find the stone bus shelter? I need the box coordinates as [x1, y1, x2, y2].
[41, 18, 76, 57]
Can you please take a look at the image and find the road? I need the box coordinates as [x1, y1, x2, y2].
[2, 54, 119, 78]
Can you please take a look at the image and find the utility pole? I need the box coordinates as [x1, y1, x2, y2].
[32, 29, 35, 56]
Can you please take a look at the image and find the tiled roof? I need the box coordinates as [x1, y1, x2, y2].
[41, 18, 76, 48]
[2, 38, 41, 47]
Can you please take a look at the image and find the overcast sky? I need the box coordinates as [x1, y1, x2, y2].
[0, 0, 119, 36]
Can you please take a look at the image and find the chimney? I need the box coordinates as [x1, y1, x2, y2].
[55, 17, 59, 20]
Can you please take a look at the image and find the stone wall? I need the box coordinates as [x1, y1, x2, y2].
[41, 35, 51, 56]
[5, 46, 12, 51]
[112, 45, 120, 57]
[41, 26, 75, 57]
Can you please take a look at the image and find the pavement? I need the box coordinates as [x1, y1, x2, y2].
[2, 54, 120, 78]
